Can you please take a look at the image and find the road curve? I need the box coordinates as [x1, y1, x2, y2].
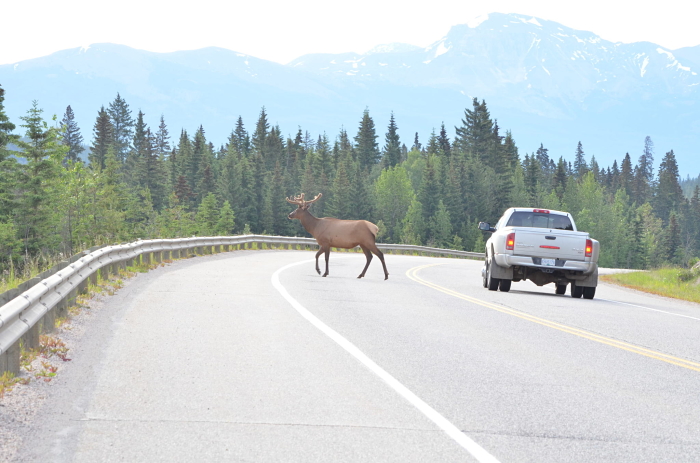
[13, 250, 700, 462]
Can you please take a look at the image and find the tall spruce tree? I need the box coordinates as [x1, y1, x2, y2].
[107, 93, 134, 163]
[654, 150, 684, 223]
[382, 112, 401, 168]
[155, 115, 171, 158]
[0, 85, 19, 219]
[60, 105, 84, 164]
[354, 108, 379, 168]
[437, 122, 451, 158]
[16, 101, 65, 254]
[89, 106, 114, 170]
[573, 141, 588, 180]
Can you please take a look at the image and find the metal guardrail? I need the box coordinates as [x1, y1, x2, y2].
[0, 235, 481, 375]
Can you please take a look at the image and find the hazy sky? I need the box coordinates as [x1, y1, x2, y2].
[2, 0, 698, 65]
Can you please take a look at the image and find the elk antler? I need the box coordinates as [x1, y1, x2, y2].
[286, 193, 305, 205]
[305, 193, 322, 205]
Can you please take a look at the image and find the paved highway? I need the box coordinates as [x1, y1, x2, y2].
[14, 250, 700, 462]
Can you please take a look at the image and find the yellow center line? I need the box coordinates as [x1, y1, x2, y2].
[406, 264, 700, 373]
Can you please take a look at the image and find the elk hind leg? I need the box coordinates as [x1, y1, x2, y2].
[358, 245, 373, 279]
[323, 248, 331, 277]
[370, 244, 389, 280]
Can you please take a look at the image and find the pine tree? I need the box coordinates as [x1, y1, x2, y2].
[15, 101, 65, 254]
[232, 116, 250, 157]
[425, 129, 439, 156]
[553, 157, 568, 201]
[107, 93, 134, 163]
[155, 115, 171, 158]
[354, 108, 379, 168]
[453, 98, 494, 162]
[573, 141, 588, 180]
[89, 106, 114, 170]
[382, 112, 401, 168]
[437, 122, 451, 157]
[418, 156, 441, 223]
[0, 85, 19, 220]
[252, 107, 269, 159]
[0, 85, 16, 150]
[412, 132, 422, 152]
[428, 200, 452, 248]
[633, 136, 655, 204]
[374, 165, 414, 242]
[60, 105, 84, 164]
[195, 192, 219, 235]
[654, 150, 684, 223]
[215, 200, 235, 235]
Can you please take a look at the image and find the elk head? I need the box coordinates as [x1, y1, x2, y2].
[286, 193, 322, 219]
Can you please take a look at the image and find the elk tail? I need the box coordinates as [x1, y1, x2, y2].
[369, 222, 379, 238]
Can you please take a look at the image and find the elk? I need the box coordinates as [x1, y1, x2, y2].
[286, 193, 389, 280]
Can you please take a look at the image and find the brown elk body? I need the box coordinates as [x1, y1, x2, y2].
[287, 193, 389, 280]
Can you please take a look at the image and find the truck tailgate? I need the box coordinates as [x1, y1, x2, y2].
[512, 228, 588, 261]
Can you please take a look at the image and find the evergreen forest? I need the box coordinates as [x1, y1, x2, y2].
[1, 83, 698, 279]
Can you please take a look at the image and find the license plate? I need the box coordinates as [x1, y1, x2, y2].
[542, 258, 556, 266]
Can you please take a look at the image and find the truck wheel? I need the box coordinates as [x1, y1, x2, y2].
[482, 263, 488, 288]
[499, 279, 511, 292]
[486, 262, 500, 291]
[555, 284, 567, 295]
[571, 283, 583, 299]
[583, 286, 596, 300]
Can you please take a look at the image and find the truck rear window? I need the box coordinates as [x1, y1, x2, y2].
[506, 212, 574, 230]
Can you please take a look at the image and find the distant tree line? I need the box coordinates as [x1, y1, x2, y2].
[0, 82, 698, 278]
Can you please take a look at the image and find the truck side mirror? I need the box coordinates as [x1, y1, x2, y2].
[478, 222, 495, 232]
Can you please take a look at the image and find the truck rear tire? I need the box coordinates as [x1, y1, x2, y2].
[571, 283, 583, 298]
[487, 262, 500, 291]
[583, 286, 596, 299]
[555, 284, 567, 295]
[499, 279, 511, 292]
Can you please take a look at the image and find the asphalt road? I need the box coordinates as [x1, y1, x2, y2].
[13, 250, 700, 462]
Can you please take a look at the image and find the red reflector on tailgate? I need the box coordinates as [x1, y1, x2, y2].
[540, 245, 560, 249]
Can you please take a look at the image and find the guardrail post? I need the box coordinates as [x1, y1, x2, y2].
[1, 340, 20, 375]
[21, 321, 40, 351]
[143, 252, 151, 266]
[154, 251, 162, 263]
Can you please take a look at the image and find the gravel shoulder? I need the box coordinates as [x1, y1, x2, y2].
[0, 265, 148, 463]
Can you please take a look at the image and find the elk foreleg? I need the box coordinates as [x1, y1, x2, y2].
[315, 247, 324, 275]
[358, 246, 373, 279]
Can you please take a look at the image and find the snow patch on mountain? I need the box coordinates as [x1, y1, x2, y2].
[434, 41, 450, 58]
[520, 17, 542, 27]
[466, 14, 488, 28]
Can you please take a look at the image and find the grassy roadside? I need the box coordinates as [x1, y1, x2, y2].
[601, 268, 700, 304]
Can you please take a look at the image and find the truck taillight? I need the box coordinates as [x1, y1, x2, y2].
[585, 239, 593, 257]
[506, 232, 515, 250]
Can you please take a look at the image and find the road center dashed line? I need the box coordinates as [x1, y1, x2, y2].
[272, 259, 500, 463]
[407, 264, 700, 373]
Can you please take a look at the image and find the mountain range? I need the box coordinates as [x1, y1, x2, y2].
[1, 13, 699, 174]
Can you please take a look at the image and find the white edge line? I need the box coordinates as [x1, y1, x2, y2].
[599, 299, 700, 322]
[272, 259, 500, 463]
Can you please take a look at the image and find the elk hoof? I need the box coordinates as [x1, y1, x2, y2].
[316, 269, 321, 275]
[384, 274, 389, 280]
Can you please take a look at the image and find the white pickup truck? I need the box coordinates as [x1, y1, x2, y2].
[478, 208, 600, 299]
